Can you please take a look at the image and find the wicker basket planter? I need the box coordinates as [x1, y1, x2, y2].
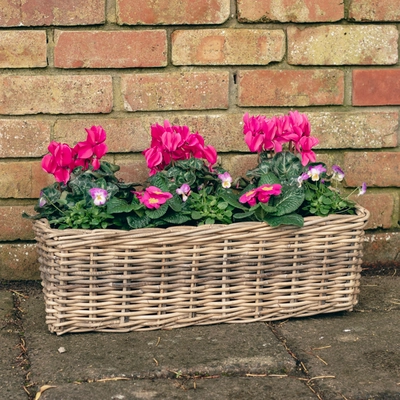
[34, 206, 369, 335]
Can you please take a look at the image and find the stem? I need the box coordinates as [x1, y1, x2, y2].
[42, 193, 65, 215]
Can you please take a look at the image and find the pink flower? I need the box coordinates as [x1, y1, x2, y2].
[308, 164, 326, 181]
[296, 136, 319, 166]
[135, 186, 172, 209]
[239, 188, 258, 206]
[143, 120, 217, 174]
[41, 141, 74, 184]
[218, 172, 232, 188]
[89, 188, 108, 206]
[176, 183, 191, 202]
[256, 184, 282, 203]
[73, 126, 108, 171]
[239, 184, 282, 206]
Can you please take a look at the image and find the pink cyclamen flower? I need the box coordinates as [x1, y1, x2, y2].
[41, 141, 74, 184]
[89, 188, 108, 206]
[176, 183, 191, 202]
[256, 184, 282, 203]
[358, 182, 367, 196]
[308, 165, 327, 182]
[218, 172, 232, 189]
[296, 136, 319, 166]
[135, 186, 172, 209]
[73, 126, 108, 171]
[332, 165, 345, 181]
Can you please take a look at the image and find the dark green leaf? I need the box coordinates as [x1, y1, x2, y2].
[264, 213, 304, 227]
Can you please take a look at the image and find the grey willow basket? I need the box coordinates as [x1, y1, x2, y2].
[34, 206, 369, 335]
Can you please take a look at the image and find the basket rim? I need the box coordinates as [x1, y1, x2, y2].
[33, 205, 369, 238]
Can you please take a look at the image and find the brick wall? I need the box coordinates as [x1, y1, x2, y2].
[1, 0, 399, 279]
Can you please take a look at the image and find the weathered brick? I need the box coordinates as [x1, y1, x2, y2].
[288, 25, 398, 65]
[54, 114, 248, 153]
[349, 0, 400, 22]
[0, 161, 53, 199]
[222, 154, 258, 180]
[363, 232, 400, 263]
[122, 72, 229, 111]
[353, 193, 396, 229]
[308, 112, 398, 149]
[237, 0, 343, 22]
[0, 31, 47, 68]
[0, 206, 35, 241]
[0, 0, 105, 27]
[343, 152, 400, 187]
[116, 0, 229, 25]
[0, 120, 51, 157]
[238, 70, 344, 107]
[114, 156, 150, 185]
[54, 30, 167, 69]
[353, 70, 400, 106]
[172, 29, 285, 65]
[0, 75, 113, 115]
[0, 244, 39, 280]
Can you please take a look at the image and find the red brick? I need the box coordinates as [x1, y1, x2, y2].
[0, 75, 113, 115]
[238, 69, 344, 107]
[116, 0, 229, 25]
[353, 70, 400, 106]
[0, 120, 51, 157]
[222, 154, 258, 180]
[0, 244, 39, 280]
[308, 112, 398, 149]
[0, 161, 53, 199]
[54, 30, 167, 69]
[237, 0, 343, 22]
[343, 152, 400, 187]
[0, 206, 35, 241]
[349, 0, 400, 21]
[0, 31, 47, 68]
[172, 29, 285, 65]
[0, 0, 105, 27]
[54, 114, 247, 153]
[121, 72, 229, 111]
[288, 26, 398, 65]
[115, 157, 149, 185]
[353, 193, 395, 229]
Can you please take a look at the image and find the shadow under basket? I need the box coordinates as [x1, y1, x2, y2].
[34, 206, 369, 335]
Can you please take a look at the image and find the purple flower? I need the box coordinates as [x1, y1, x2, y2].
[308, 164, 326, 182]
[358, 182, 367, 196]
[38, 191, 47, 207]
[89, 188, 108, 206]
[297, 173, 309, 187]
[218, 172, 232, 188]
[332, 165, 345, 182]
[176, 183, 191, 202]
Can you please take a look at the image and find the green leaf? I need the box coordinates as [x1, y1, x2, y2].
[191, 211, 203, 220]
[106, 198, 134, 214]
[259, 202, 277, 213]
[217, 202, 229, 210]
[145, 202, 169, 220]
[219, 191, 248, 211]
[273, 185, 305, 216]
[233, 210, 255, 220]
[127, 214, 151, 229]
[264, 213, 304, 227]
[271, 151, 303, 181]
[258, 172, 280, 185]
[162, 213, 192, 225]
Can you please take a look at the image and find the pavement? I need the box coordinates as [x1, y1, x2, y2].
[1, 273, 399, 400]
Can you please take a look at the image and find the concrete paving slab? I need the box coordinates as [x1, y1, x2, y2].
[276, 276, 400, 400]
[22, 288, 295, 386]
[0, 291, 27, 400]
[38, 376, 316, 400]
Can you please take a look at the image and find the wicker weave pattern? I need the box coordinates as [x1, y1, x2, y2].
[34, 206, 369, 335]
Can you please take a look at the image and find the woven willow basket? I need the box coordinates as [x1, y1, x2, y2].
[34, 206, 369, 335]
